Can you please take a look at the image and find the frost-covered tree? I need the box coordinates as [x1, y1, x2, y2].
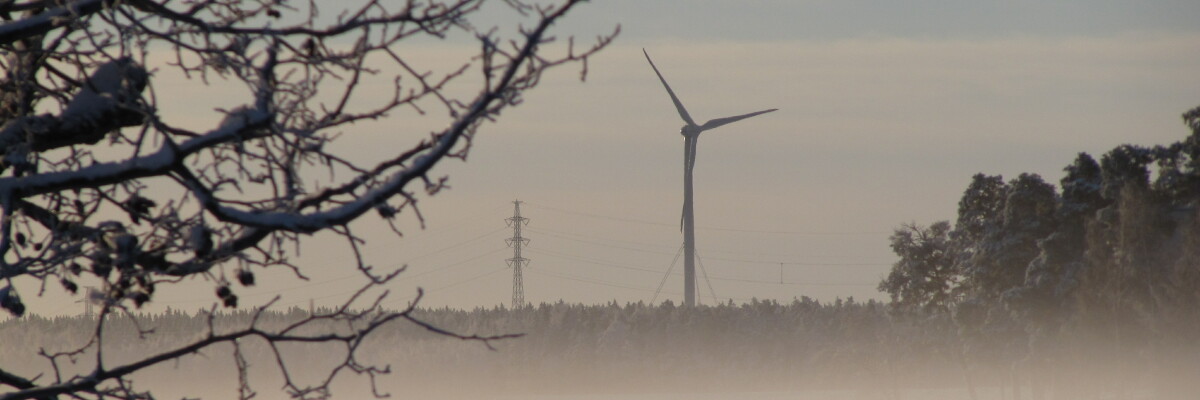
[943, 174, 1058, 397]
[878, 221, 955, 314]
[1154, 108, 1200, 344]
[1002, 155, 1102, 329]
[1076, 145, 1156, 333]
[948, 174, 1006, 292]
[880, 106, 1200, 398]
[969, 173, 1058, 301]
[0, 0, 613, 399]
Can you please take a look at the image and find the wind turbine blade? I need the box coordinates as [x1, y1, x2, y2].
[680, 135, 692, 231]
[681, 135, 700, 231]
[687, 135, 698, 183]
[644, 49, 697, 127]
[680, 207, 686, 232]
[699, 108, 778, 131]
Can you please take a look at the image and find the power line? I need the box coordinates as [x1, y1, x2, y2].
[157, 246, 508, 306]
[525, 227, 678, 255]
[267, 205, 510, 308]
[651, 246, 684, 304]
[526, 232, 890, 268]
[378, 226, 509, 270]
[215, 228, 509, 303]
[526, 248, 877, 287]
[702, 255, 891, 268]
[430, 267, 509, 292]
[531, 269, 662, 293]
[529, 269, 757, 303]
[528, 225, 896, 266]
[399, 247, 509, 280]
[524, 201, 889, 236]
[525, 226, 676, 249]
[526, 247, 667, 275]
[695, 250, 719, 305]
[282, 266, 511, 308]
[408, 203, 510, 237]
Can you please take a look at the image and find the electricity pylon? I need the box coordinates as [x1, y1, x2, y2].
[505, 200, 530, 309]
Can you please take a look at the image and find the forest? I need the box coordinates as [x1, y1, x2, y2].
[1, 298, 990, 399]
[4, 107, 1200, 399]
[872, 105, 1200, 400]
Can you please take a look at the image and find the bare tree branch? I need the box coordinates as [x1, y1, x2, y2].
[0, 0, 615, 398]
[0, 0, 108, 46]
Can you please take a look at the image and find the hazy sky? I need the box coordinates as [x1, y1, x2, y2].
[16, 1, 1200, 315]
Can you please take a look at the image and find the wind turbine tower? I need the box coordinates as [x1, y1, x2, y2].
[644, 49, 777, 307]
[505, 200, 530, 308]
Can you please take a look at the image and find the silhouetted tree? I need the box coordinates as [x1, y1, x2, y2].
[879, 221, 955, 314]
[0, 1, 614, 399]
[967, 173, 1058, 301]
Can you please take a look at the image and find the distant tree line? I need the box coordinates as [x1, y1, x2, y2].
[3, 299, 971, 398]
[879, 105, 1200, 399]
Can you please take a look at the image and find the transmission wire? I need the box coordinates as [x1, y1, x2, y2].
[695, 249, 720, 305]
[651, 244, 685, 304]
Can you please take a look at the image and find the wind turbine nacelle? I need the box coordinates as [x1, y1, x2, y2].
[680, 125, 701, 137]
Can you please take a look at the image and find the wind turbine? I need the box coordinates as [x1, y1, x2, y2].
[643, 49, 777, 307]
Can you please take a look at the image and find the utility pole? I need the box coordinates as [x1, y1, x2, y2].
[505, 200, 530, 309]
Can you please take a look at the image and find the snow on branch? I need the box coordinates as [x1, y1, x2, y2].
[0, 0, 614, 398]
[0, 0, 108, 45]
[0, 58, 148, 155]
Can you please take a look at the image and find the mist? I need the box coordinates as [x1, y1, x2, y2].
[4, 301, 1196, 399]
[4, 1, 1200, 399]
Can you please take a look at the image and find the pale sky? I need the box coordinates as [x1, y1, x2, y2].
[15, 1, 1200, 315]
